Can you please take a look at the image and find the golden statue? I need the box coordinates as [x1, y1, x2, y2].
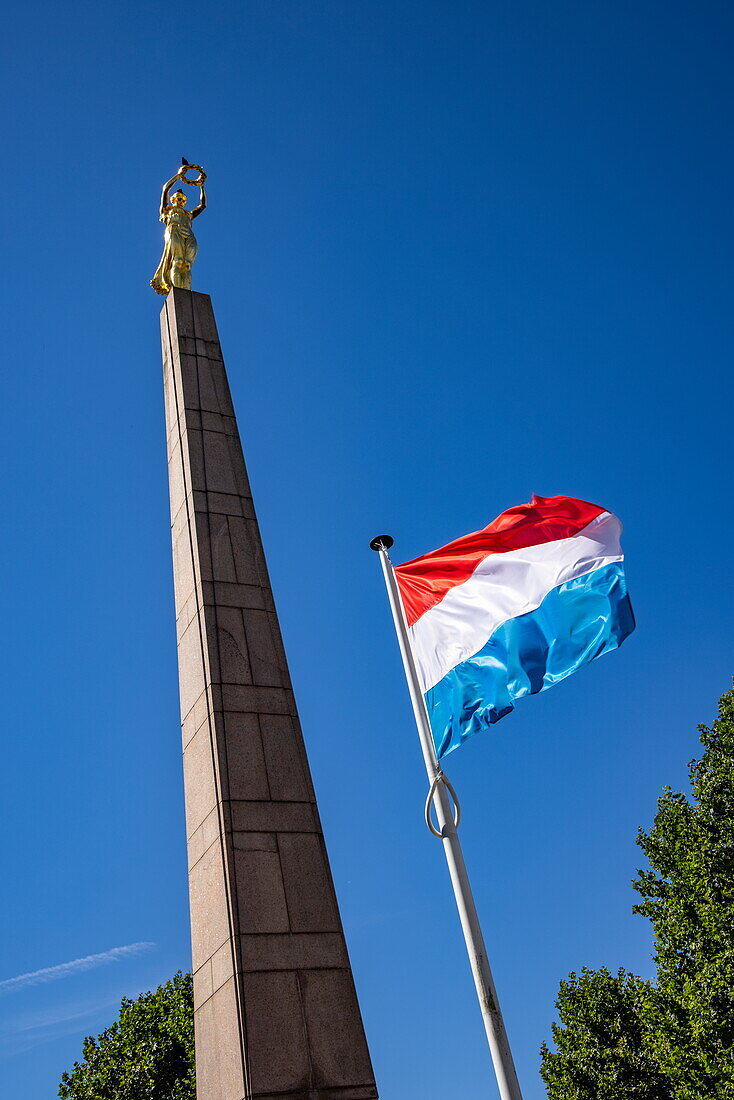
[151, 161, 207, 294]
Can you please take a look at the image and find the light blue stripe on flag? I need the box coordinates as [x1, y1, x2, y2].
[425, 561, 635, 758]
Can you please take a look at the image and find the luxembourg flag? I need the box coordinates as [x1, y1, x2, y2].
[394, 495, 635, 759]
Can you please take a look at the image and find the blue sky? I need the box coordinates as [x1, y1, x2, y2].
[1, 1, 733, 1097]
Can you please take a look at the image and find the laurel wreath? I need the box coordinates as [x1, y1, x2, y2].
[179, 165, 207, 187]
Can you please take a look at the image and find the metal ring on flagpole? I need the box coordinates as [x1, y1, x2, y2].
[425, 770, 461, 838]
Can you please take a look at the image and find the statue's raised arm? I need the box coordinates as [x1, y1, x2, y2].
[150, 162, 207, 295]
[159, 171, 182, 219]
[191, 175, 207, 219]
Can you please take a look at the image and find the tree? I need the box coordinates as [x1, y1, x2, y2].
[540, 968, 669, 1099]
[633, 684, 734, 1098]
[541, 683, 734, 1098]
[58, 970, 194, 1100]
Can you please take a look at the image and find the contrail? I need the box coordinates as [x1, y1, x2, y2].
[0, 942, 155, 995]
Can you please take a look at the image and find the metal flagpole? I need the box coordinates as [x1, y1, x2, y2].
[370, 534, 524, 1100]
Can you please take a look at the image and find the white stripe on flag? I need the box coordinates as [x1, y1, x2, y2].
[407, 511, 623, 692]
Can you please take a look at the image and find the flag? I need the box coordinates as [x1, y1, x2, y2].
[394, 495, 635, 758]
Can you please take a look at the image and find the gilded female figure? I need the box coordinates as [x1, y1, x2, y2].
[151, 165, 207, 294]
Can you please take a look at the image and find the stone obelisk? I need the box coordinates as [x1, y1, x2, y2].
[160, 287, 378, 1100]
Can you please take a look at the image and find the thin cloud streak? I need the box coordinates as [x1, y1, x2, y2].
[0, 997, 121, 1058]
[0, 943, 155, 995]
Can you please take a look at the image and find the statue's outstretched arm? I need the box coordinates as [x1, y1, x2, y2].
[192, 182, 207, 219]
[159, 173, 181, 217]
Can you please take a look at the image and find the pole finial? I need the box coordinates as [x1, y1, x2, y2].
[369, 534, 394, 552]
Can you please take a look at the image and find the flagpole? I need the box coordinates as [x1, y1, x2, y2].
[370, 535, 524, 1100]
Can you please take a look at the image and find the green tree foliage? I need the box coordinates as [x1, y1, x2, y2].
[58, 970, 194, 1100]
[541, 683, 734, 1098]
[540, 968, 669, 1099]
[633, 684, 734, 1097]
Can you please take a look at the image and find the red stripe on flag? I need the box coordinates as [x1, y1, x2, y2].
[395, 495, 606, 627]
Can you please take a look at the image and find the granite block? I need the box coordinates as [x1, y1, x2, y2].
[300, 969, 375, 1089]
[242, 971, 311, 1096]
[176, 353, 200, 404]
[233, 847, 290, 934]
[222, 712, 270, 801]
[278, 833, 341, 933]
[172, 523, 196, 610]
[225, 434, 252, 496]
[205, 492, 244, 517]
[182, 407, 203, 432]
[225, 515, 264, 587]
[188, 805, 225, 872]
[191, 292, 220, 343]
[221, 684, 296, 716]
[183, 427, 207, 491]
[203, 429, 240, 495]
[193, 959, 213, 1011]
[200, 514, 234, 585]
[244, 609, 288, 688]
[188, 842, 230, 971]
[239, 932, 348, 973]
[215, 605, 253, 686]
[177, 618, 209, 721]
[168, 286, 195, 338]
[213, 581, 269, 611]
[183, 723, 218, 838]
[230, 801, 318, 834]
[210, 939, 235, 997]
[181, 686, 213, 747]
[194, 977, 247, 1100]
[260, 714, 315, 803]
[198, 356, 235, 416]
[167, 438, 186, 521]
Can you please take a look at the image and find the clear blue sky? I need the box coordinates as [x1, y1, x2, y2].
[1, 2, 732, 1097]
